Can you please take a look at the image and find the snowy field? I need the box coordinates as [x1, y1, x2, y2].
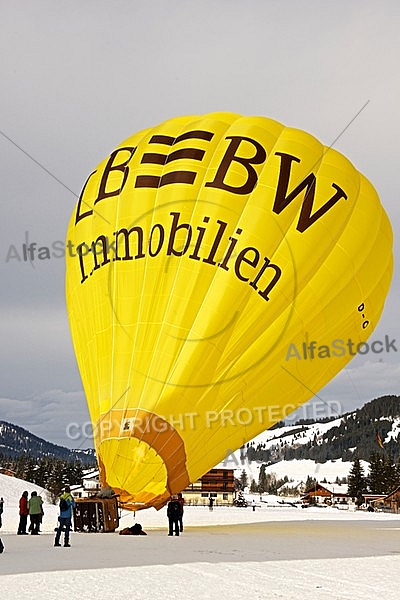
[1, 474, 400, 598]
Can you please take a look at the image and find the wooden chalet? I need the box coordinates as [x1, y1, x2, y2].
[362, 493, 387, 509]
[182, 468, 235, 506]
[302, 482, 349, 505]
[383, 486, 400, 513]
[277, 480, 306, 496]
[0, 467, 15, 477]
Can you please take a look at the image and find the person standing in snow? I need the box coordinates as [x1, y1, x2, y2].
[0, 497, 4, 529]
[28, 491, 43, 535]
[54, 485, 75, 547]
[208, 496, 214, 511]
[177, 492, 185, 533]
[167, 495, 181, 536]
[17, 491, 29, 534]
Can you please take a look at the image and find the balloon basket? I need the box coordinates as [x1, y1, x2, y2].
[73, 496, 119, 533]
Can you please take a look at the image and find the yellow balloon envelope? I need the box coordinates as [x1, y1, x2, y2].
[66, 112, 393, 510]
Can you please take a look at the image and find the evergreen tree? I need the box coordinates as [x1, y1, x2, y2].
[265, 473, 276, 494]
[382, 454, 400, 493]
[305, 475, 317, 490]
[347, 458, 366, 504]
[250, 478, 258, 493]
[239, 469, 249, 490]
[395, 462, 400, 490]
[247, 445, 256, 463]
[233, 477, 242, 491]
[234, 490, 248, 506]
[258, 464, 267, 493]
[368, 452, 385, 492]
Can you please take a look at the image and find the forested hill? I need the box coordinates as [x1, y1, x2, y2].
[1, 394, 399, 469]
[245, 394, 400, 464]
[0, 420, 96, 465]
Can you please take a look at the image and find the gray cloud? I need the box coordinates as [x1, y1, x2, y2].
[0, 389, 90, 448]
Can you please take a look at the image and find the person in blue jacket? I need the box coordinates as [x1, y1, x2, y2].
[54, 485, 75, 547]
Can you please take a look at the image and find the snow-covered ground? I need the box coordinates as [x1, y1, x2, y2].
[1, 473, 400, 599]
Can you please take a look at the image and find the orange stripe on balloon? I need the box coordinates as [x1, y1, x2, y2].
[96, 409, 190, 510]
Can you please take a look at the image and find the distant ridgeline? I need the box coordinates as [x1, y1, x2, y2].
[1, 395, 399, 476]
[245, 395, 400, 464]
[0, 421, 97, 496]
[0, 420, 96, 464]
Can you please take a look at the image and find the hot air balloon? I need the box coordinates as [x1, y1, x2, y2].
[66, 112, 392, 510]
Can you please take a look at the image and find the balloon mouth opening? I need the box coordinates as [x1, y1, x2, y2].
[96, 408, 191, 510]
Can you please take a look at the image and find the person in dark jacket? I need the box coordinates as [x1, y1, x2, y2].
[17, 491, 29, 534]
[119, 523, 147, 535]
[167, 495, 181, 536]
[0, 497, 4, 529]
[54, 485, 75, 547]
[177, 492, 185, 533]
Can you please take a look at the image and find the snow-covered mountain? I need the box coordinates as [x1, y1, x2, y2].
[1, 395, 399, 490]
[0, 420, 96, 464]
[219, 394, 400, 486]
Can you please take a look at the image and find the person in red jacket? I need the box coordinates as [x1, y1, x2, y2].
[17, 491, 29, 535]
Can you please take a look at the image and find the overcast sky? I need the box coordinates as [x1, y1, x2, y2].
[1, 0, 399, 447]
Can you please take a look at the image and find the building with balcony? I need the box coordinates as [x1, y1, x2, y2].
[181, 468, 235, 506]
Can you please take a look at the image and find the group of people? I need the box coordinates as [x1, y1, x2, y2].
[17, 490, 44, 535]
[15, 486, 75, 547]
[11, 487, 185, 544]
